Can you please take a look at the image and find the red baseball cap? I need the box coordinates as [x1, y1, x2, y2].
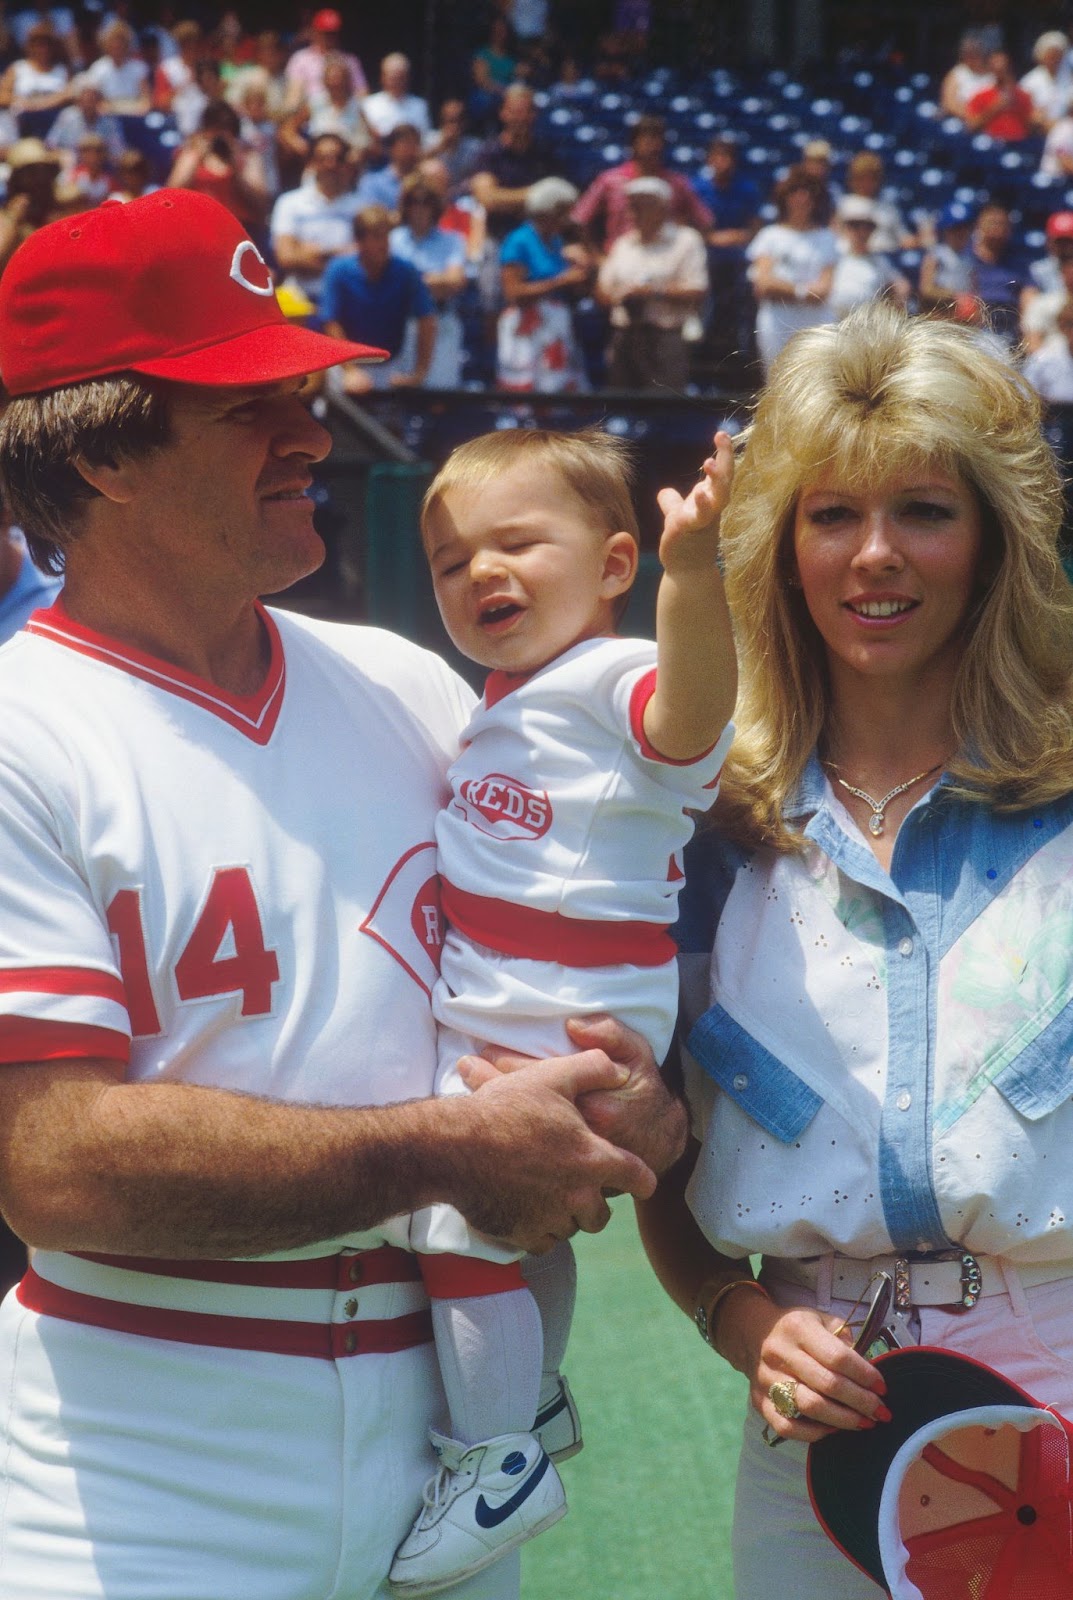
[1046, 211, 1073, 240]
[879, 1404, 1073, 1598]
[0, 190, 386, 396]
[312, 8, 343, 31]
[807, 1347, 1071, 1594]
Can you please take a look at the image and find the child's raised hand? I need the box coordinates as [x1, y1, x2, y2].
[655, 430, 734, 571]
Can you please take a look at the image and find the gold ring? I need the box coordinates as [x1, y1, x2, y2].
[768, 1378, 801, 1420]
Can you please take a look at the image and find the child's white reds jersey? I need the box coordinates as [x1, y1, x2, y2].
[435, 635, 732, 968]
[0, 599, 473, 1113]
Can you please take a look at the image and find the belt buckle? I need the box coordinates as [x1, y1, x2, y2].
[958, 1250, 982, 1309]
[893, 1257, 911, 1313]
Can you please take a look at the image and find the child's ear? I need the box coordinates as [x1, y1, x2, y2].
[601, 531, 638, 598]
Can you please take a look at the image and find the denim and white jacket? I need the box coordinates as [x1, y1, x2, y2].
[677, 753, 1073, 1266]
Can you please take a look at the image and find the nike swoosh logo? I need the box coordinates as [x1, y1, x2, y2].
[474, 1450, 551, 1528]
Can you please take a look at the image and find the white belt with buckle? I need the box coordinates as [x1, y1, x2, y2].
[766, 1252, 1073, 1310]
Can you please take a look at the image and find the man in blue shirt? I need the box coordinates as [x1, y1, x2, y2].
[354, 123, 423, 213]
[968, 201, 1030, 347]
[321, 204, 438, 391]
[690, 133, 761, 375]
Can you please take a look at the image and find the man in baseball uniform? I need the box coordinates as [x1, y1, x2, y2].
[0, 189, 685, 1600]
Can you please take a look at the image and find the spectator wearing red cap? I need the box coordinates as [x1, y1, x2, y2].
[283, 8, 367, 115]
[1025, 209, 1073, 300]
[1022, 218, 1073, 350]
[0, 185, 675, 1600]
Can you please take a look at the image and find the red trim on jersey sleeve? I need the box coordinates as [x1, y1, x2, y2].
[419, 1254, 526, 1299]
[441, 881, 676, 968]
[25, 597, 286, 745]
[72, 1245, 423, 1290]
[0, 1017, 130, 1063]
[628, 669, 718, 766]
[17, 1267, 433, 1359]
[0, 965, 126, 1002]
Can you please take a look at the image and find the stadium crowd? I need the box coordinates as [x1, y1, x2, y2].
[0, 10, 1072, 396]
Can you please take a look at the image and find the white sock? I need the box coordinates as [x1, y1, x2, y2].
[432, 1286, 542, 1446]
[522, 1241, 577, 1406]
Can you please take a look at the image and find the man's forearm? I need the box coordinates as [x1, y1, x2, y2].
[2, 1063, 477, 1256]
[0, 1052, 653, 1259]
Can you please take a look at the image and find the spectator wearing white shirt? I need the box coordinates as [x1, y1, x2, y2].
[269, 131, 361, 305]
[1023, 298, 1073, 399]
[305, 55, 369, 153]
[361, 53, 431, 143]
[84, 20, 150, 115]
[1020, 31, 1072, 130]
[1022, 248, 1073, 351]
[1040, 110, 1073, 178]
[1028, 210, 1073, 298]
[0, 25, 69, 116]
[597, 175, 708, 391]
[939, 30, 994, 120]
[839, 151, 915, 252]
[829, 196, 909, 318]
[747, 166, 839, 375]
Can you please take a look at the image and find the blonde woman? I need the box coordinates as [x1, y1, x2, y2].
[639, 302, 1073, 1596]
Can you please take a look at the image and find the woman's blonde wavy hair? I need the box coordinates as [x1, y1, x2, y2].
[715, 302, 1073, 851]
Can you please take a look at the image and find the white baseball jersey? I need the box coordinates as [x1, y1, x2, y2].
[433, 635, 733, 1066]
[0, 598, 526, 1600]
[0, 597, 470, 1111]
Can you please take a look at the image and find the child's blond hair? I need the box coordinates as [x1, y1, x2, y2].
[420, 427, 641, 551]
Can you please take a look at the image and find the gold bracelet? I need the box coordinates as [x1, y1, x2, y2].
[694, 1275, 771, 1348]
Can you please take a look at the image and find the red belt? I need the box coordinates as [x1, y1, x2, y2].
[16, 1246, 433, 1360]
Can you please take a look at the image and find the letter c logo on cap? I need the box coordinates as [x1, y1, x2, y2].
[230, 240, 274, 297]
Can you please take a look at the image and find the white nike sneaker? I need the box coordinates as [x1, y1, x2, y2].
[533, 1374, 583, 1463]
[388, 1428, 567, 1597]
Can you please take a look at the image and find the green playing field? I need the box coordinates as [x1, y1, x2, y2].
[523, 1203, 747, 1600]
